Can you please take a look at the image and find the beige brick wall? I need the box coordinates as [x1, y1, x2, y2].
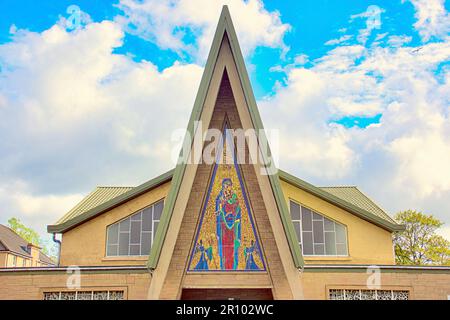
[301, 270, 450, 300]
[0, 270, 151, 300]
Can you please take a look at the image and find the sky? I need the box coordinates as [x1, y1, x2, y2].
[0, 0, 449, 250]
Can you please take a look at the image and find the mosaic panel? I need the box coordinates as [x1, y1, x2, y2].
[188, 128, 265, 271]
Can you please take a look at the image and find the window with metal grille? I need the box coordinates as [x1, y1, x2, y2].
[106, 199, 164, 256]
[290, 201, 348, 256]
[329, 289, 409, 300]
[43, 290, 124, 300]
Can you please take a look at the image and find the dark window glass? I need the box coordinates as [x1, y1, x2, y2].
[119, 233, 130, 255]
[335, 223, 346, 244]
[325, 232, 336, 255]
[141, 232, 152, 256]
[289, 202, 348, 256]
[290, 202, 301, 220]
[293, 221, 301, 242]
[314, 243, 325, 255]
[324, 217, 334, 231]
[302, 231, 313, 255]
[153, 201, 164, 220]
[142, 207, 152, 232]
[313, 220, 324, 243]
[103, 199, 165, 256]
[107, 244, 118, 256]
[131, 212, 141, 221]
[107, 224, 119, 244]
[301, 208, 312, 231]
[130, 221, 141, 244]
[129, 244, 140, 256]
[312, 212, 323, 221]
[336, 243, 347, 255]
[119, 219, 130, 232]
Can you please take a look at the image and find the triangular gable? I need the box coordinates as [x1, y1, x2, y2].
[147, 6, 304, 299]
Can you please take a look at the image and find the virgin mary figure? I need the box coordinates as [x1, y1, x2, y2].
[215, 178, 241, 270]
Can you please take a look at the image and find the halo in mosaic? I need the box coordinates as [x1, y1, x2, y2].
[188, 127, 265, 272]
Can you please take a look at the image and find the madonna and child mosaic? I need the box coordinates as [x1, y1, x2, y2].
[188, 127, 266, 272]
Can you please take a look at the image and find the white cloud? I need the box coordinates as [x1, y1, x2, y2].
[115, 0, 290, 60]
[387, 35, 412, 47]
[350, 5, 385, 44]
[269, 54, 308, 74]
[0, 21, 203, 234]
[436, 226, 450, 241]
[0, 180, 83, 236]
[259, 67, 358, 179]
[260, 31, 450, 234]
[325, 35, 352, 46]
[404, 0, 450, 41]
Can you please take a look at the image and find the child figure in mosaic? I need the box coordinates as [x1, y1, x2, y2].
[193, 239, 213, 270]
[244, 240, 260, 270]
[215, 178, 241, 270]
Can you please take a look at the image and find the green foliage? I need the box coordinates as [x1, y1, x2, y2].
[7, 217, 40, 245]
[393, 210, 450, 265]
[7, 217, 52, 256]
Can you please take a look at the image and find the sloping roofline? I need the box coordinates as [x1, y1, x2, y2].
[279, 171, 404, 232]
[47, 169, 174, 233]
[147, 5, 304, 269]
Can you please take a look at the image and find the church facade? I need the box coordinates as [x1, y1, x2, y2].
[0, 6, 449, 300]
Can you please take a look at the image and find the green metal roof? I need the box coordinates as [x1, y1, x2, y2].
[47, 169, 173, 233]
[319, 186, 397, 224]
[55, 187, 133, 225]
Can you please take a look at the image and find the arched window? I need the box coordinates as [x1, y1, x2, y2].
[106, 199, 164, 256]
[290, 201, 348, 256]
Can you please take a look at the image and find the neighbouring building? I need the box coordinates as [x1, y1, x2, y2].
[0, 6, 449, 300]
[0, 224, 55, 268]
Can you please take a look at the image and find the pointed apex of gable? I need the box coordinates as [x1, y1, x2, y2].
[148, 5, 303, 282]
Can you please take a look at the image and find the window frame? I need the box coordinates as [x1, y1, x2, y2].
[105, 198, 164, 257]
[289, 199, 349, 257]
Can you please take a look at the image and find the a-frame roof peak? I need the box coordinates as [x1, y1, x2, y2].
[148, 6, 304, 272]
